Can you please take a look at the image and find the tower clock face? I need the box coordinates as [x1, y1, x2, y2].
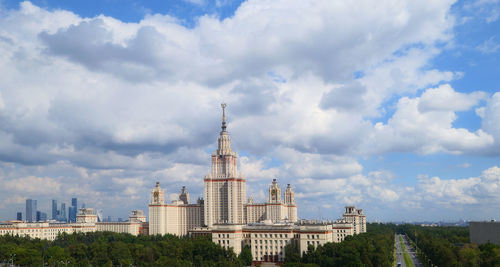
[271, 188, 277, 200]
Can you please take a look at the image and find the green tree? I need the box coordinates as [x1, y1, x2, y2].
[109, 241, 133, 266]
[284, 243, 301, 263]
[239, 245, 253, 266]
[46, 246, 69, 266]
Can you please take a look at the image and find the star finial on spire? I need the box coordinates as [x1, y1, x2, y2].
[221, 103, 227, 132]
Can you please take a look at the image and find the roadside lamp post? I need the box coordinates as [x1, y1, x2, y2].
[9, 253, 16, 267]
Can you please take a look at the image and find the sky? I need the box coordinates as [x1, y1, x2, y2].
[0, 0, 499, 222]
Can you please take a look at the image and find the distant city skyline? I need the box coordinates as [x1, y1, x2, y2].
[10, 196, 127, 223]
[0, 1, 499, 221]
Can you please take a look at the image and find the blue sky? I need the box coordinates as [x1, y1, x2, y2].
[0, 0, 499, 222]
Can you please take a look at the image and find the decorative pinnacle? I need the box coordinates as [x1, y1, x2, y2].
[221, 103, 227, 132]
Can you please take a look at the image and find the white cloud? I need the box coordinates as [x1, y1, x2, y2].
[481, 92, 500, 152]
[3, 175, 61, 194]
[418, 84, 487, 112]
[366, 84, 493, 155]
[477, 36, 500, 54]
[1, 0, 499, 221]
[415, 166, 500, 206]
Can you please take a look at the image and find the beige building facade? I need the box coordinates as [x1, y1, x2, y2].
[342, 206, 366, 234]
[212, 219, 357, 262]
[0, 209, 146, 240]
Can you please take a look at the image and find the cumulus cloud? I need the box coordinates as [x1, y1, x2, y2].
[3, 176, 62, 194]
[481, 92, 500, 152]
[366, 84, 493, 155]
[416, 166, 500, 206]
[418, 84, 487, 112]
[1, 0, 499, 221]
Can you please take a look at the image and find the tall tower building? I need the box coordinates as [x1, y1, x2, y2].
[60, 203, 67, 222]
[204, 104, 246, 227]
[69, 198, 78, 222]
[25, 199, 37, 222]
[52, 199, 58, 220]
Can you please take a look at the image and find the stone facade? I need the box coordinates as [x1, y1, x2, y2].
[149, 183, 203, 236]
[342, 206, 366, 235]
[212, 219, 356, 262]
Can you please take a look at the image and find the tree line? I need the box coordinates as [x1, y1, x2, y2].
[0, 232, 248, 266]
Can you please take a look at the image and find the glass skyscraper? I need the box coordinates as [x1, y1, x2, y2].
[25, 199, 37, 222]
[69, 198, 78, 222]
[60, 202, 67, 222]
[52, 199, 58, 220]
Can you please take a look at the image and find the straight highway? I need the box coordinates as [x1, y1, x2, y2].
[395, 234, 423, 267]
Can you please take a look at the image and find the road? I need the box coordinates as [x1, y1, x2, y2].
[395, 234, 406, 267]
[395, 234, 424, 267]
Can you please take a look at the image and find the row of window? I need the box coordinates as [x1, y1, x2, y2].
[253, 239, 289, 245]
[307, 241, 321, 246]
[254, 245, 284, 252]
[254, 233, 289, 238]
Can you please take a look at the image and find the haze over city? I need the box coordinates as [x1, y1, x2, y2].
[0, 0, 499, 222]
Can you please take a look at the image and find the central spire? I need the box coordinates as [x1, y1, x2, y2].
[221, 103, 227, 132]
[216, 103, 233, 156]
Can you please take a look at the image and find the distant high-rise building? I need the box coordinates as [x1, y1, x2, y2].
[68, 206, 76, 222]
[16, 212, 22, 221]
[25, 199, 37, 222]
[36, 211, 41, 222]
[96, 209, 103, 222]
[40, 212, 47, 221]
[69, 198, 78, 222]
[52, 199, 58, 220]
[59, 203, 67, 222]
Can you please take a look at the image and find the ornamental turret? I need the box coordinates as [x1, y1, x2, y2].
[179, 186, 189, 204]
[151, 181, 165, 205]
[284, 183, 295, 205]
[268, 179, 282, 203]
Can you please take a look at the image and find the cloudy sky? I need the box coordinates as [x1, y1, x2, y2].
[0, 0, 499, 222]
